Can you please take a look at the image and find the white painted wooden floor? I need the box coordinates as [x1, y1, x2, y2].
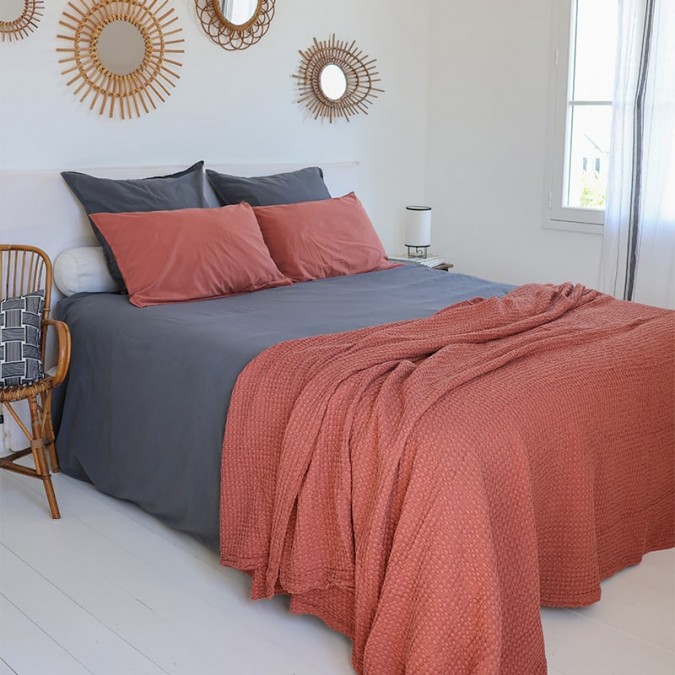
[0, 469, 673, 675]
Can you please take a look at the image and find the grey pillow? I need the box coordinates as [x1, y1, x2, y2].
[205, 166, 331, 207]
[62, 161, 207, 292]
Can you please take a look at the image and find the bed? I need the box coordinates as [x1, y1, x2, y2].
[42, 163, 674, 674]
[54, 265, 514, 551]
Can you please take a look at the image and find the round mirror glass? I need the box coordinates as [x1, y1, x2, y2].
[218, 0, 259, 26]
[0, 0, 26, 22]
[97, 20, 146, 76]
[320, 64, 348, 101]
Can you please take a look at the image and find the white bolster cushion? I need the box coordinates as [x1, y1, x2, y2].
[54, 246, 118, 296]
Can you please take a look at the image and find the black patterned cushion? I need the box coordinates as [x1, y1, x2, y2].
[0, 290, 45, 387]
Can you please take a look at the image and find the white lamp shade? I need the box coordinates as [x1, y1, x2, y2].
[404, 206, 432, 248]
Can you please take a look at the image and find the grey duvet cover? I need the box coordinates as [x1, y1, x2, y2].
[54, 265, 513, 550]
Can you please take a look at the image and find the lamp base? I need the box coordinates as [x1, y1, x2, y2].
[405, 245, 429, 259]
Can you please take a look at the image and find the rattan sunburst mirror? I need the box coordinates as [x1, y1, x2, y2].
[0, 0, 43, 42]
[195, 0, 275, 51]
[57, 0, 184, 119]
[294, 35, 383, 123]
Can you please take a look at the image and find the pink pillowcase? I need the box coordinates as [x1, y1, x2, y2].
[91, 203, 290, 307]
[252, 192, 397, 282]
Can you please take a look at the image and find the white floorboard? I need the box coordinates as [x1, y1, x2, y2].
[0, 595, 90, 675]
[0, 469, 673, 675]
[0, 657, 18, 675]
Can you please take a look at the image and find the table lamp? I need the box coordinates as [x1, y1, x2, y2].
[404, 206, 431, 258]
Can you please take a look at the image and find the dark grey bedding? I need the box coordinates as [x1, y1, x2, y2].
[54, 265, 514, 550]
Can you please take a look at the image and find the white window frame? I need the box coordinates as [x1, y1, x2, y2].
[544, 0, 609, 235]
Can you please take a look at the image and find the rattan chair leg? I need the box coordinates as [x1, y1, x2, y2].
[28, 396, 60, 519]
[41, 391, 59, 473]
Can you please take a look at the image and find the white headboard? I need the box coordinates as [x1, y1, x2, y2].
[0, 162, 360, 261]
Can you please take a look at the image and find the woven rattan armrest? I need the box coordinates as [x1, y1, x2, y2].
[43, 319, 71, 388]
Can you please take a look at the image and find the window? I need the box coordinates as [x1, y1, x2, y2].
[545, 0, 619, 233]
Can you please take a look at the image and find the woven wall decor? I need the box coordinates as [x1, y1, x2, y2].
[57, 0, 184, 119]
[294, 35, 383, 123]
[0, 0, 44, 42]
[195, 0, 275, 51]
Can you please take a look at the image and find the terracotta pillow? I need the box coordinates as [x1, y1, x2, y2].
[252, 193, 397, 282]
[91, 204, 291, 307]
[62, 161, 207, 293]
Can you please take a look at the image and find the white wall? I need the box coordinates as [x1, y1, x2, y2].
[426, 0, 603, 287]
[0, 0, 610, 288]
[0, 0, 431, 254]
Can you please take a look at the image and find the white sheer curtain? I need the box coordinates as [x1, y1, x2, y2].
[600, 0, 675, 308]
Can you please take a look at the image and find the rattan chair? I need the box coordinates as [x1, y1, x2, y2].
[0, 245, 71, 519]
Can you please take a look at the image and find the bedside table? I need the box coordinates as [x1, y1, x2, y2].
[389, 255, 454, 271]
